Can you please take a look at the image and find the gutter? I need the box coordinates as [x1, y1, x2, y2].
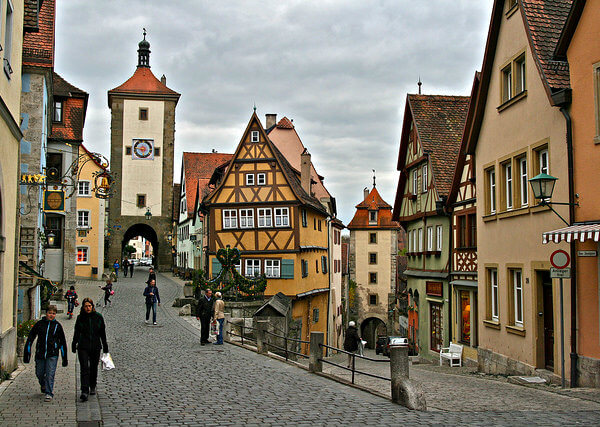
[552, 88, 578, 387]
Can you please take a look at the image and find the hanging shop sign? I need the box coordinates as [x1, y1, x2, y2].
[43, 190, 65, 212]
[21, 173, 46, 184]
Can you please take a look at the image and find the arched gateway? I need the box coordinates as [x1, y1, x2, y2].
[105, 32, 180, 271]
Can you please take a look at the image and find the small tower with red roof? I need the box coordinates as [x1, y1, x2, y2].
[106, 31, 181, 270]
[347, 179, 401, 345]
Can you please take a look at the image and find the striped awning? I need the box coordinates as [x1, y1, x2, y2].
[542, 223, 600, 244]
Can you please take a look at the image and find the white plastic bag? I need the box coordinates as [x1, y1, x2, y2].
[100, 352, 115, 370]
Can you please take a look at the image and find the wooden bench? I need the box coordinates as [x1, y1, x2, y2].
[439, 342, 463, 367]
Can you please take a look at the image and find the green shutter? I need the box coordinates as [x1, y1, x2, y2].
[212, 258, 222, 278]
[281, 259, 294, 279]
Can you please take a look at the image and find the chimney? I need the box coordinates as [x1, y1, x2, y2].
[301, 149, 311, 195]
[265, 114, 277, 129]
[363, 187, 369, 201]
[161, 74, 167, 85]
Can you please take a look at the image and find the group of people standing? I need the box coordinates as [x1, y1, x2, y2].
[195, 288, 225, 345]
[113, 257, 135, 278]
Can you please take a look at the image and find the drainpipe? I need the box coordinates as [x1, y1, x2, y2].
[553, 88, 577, 387]
[326, 216, 332, 356]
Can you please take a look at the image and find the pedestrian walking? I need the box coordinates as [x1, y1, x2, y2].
[143, 279, 160, 325]
[129, 260, 134, 277]
[100, 279, 113, 307]
[146, 267, 156, 285]
[113, 259, 120, 278]
[196, 288, 214, 345]
[122, 258, 129, 278]
[72, 298, 109, 402]
[343, 321, 361, 368]
[213, 292, 225, 345]
[64, 286, 78, 319]
[23, 305, 68, 402]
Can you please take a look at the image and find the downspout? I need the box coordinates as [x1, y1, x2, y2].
[553, 88, 577, 386]
[326, 217, 332, 356]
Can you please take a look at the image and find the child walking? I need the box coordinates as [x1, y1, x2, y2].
[23, 305, 68, 402]
[64, 286, 78, 319]
[100, 279, 113, 307]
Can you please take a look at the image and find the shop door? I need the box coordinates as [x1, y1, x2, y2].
[430, 302, 443, 352]
[543, 282, 554, 370]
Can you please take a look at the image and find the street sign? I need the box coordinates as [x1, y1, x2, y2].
[551, 267, 571, 278]
[550, 249, 570, 269]
[578, 250, 597, 257]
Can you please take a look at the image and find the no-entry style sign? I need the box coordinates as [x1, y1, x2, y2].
[550, 249, 570, 269]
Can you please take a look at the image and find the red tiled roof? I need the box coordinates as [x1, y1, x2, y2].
[276, 117, 294, 129]
[521, 0, 572, 91]
[408, 94, 469, 197]
[24, 0, 40, 32]
[22, 0, 54, 68]
[50, 73, 88, 142]
[347, 186, 399, 229]
[183, 152, 233, 219]
[108, 67, 180, 102]
[53, 72, 86, 96]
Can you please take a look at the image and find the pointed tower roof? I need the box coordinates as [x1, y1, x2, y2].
[347, 185, 399, 229]
[108, 33, 180, 107]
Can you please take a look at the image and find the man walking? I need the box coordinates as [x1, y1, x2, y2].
[196, 288, 214, 345]
[129, 260, 134, 277]
[143, 279, 161, 325]
[122, 258, 129, 278]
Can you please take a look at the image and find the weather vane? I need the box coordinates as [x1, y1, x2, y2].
[143, 28, 147, 40]
[373, 169, 376, 187]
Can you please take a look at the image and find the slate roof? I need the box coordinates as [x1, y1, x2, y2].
[183, 152, 233, 219]
[347, 186, 399, 229]
[408, 94, 470, 197]
[521, 0, 572, 91]
[108, 67, 180, 106]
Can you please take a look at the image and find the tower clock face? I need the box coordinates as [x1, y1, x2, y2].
[132, 139, 154, 159]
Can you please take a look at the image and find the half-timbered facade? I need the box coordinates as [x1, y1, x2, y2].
[447, 75, 480, 364]
[393, 94, 469, 359]
[203, 112, 331, 344]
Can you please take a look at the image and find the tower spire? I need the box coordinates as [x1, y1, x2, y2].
[137, 28, 151, 68]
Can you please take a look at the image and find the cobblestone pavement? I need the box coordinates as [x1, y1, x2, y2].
[2, 269, 600, 426]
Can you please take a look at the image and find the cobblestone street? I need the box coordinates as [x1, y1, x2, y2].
[1, 269, 600, 425]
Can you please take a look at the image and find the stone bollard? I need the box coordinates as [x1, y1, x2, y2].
[223, 313, 232, 343]
[308, 332, 324, 373]
[390, 346, 427, 410]
[256, 320, 268, 354]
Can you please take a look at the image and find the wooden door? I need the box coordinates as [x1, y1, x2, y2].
[430, 302, 443, 352]
[543, 282, 554, 370]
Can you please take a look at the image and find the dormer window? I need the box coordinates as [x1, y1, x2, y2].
[53, 100, 63, 123]
[251, 131, 259, 143]
[369, 210, 377, 225]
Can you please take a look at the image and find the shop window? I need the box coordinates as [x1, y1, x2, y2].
[460, 291, 471, 344]
[45, 214, 63, 249]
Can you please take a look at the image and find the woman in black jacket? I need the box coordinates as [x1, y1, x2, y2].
[72, 298, 109, 402]
[343, 321, 361, 368]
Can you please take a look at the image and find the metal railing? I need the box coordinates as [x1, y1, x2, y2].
[318, 343, 391, 385]
[227, 322, 256, 346]
[264, 329, 309, 361]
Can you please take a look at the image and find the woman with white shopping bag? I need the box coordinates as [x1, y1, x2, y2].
[72, 298, 109, 402]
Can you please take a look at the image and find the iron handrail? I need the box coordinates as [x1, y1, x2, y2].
[265, 341, 309, 359]
[264, 329, 309, 345]
[318, 343, 391, 384]
[319, 343, 390, 362]
[263, 329, 309, 361]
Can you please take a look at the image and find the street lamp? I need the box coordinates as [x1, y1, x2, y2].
[47, 232, 56, 247]
[529, 173, 577, 226]
[145, 208, 152, 220]
[167, 233, 172, 242]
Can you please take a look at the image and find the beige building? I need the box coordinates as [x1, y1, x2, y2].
[348, 185, 399, 347]
[467, 0, 573, 381]
[0, 0, 23, 372]
[75, 145, 106, 280]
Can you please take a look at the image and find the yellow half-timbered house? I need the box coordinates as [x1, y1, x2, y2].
[203, 112, 331, 344]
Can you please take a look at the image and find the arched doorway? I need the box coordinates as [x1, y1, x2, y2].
[122, 223, 159, 269]
[360, 317, 387, 349]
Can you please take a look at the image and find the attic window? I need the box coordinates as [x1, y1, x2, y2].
[369, 211, 377, 224]
[251, 131, 259, 143]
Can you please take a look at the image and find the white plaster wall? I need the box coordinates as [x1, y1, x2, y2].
[121, 99, 164, 216]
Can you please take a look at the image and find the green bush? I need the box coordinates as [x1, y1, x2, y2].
[17, 319, 37, 338]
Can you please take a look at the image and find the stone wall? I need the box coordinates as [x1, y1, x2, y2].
[577, 355, 600, 388]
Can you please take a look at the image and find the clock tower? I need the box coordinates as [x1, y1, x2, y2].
[106, 32, 180, 270]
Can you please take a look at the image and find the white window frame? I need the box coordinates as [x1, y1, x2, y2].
[234, 260, 242, 274]
[251, 131, 259, 143]
[245, 259, 260, 277]
[436, 225, 443, 251]
[539, 149, 549, 174]
[426, 226, 433, 251]
[421, 164, 428, 193]
[369, 210, 377, 224]
[516, 56, 526, 94]
[245, 174, 255, 186]
[513, 269, 523, 326]
[222, 209, 238, 229]
[505, 162, 513, 210]
[265, 259, 280, 278]
[519, 157, 528, 207]
[257, 173, 266, 185]
[489, 168, 496, 214]
[491, 269, 499, 321]
[412, 169, 418, 194]
[418, 228, 423, 252]
[76, 246, 89, 264]
[274, 207, 289, 227]
[239, 209, 254, 228]
[257, 208, 272, 228]
[77, 181, 91, 197]
[77, 210, 90, 229]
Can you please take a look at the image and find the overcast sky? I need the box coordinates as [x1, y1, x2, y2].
[55, 1, 493, 226]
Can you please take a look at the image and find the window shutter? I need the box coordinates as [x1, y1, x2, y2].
[281, 259, 294, 279]
[212, 258, 222, 278]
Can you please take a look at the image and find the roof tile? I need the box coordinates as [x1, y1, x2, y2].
[183, 153, 234, 218]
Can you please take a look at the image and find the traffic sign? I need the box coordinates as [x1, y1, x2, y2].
[551, 267, 571, 278]
[550, 249, 570, 269]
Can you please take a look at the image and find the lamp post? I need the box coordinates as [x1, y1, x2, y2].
[528, 173, 576, 226]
